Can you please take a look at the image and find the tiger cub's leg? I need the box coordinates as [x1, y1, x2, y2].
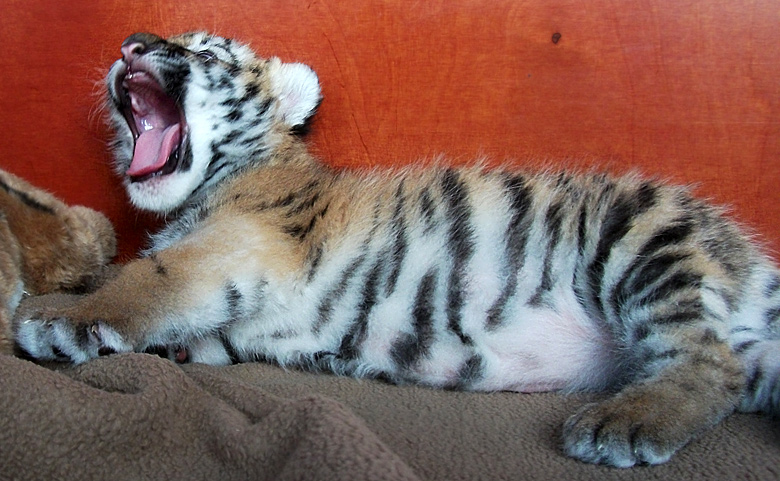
[15, 217, 292, 363]
[563, 330, 742, 467]
[563, 260, 744, 467]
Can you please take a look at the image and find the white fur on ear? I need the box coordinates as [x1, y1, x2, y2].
[268, 59, 322, 128]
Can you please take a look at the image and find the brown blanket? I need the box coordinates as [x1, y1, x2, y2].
[2, 294, 778, 481]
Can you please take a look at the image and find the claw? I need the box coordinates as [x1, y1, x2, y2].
[89, 323, 102, 343]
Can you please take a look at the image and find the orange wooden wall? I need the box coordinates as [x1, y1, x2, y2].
[1, 0, 779, 259]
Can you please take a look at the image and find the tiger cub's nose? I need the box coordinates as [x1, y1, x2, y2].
[121, 33, 164, 62]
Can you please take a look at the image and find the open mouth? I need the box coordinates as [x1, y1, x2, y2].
[117, 67, 186, 183]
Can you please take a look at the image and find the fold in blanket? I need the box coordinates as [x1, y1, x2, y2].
[0, 353, 419, 481]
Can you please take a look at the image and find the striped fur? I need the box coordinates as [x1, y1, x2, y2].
[16, 32, 780, 468]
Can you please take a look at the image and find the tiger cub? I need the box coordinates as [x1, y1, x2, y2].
[15, 32, 780, 467]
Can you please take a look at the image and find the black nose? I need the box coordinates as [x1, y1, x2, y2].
[121, 33, 164, 62]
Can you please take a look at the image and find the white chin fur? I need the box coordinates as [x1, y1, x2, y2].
[125, 169, 202, 213]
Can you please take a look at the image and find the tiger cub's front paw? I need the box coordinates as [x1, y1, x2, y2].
[16, 315, 131, 364]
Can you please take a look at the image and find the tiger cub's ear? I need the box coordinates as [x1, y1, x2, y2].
[268, 58, 322, 129]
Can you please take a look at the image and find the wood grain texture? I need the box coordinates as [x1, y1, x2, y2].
[1, 0, 778, 258]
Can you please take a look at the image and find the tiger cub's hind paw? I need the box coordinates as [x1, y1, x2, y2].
[562, 398, 694, 468]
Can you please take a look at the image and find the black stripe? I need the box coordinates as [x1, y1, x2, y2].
[486, 274, 518, 330]
[632, 253, 693, 293]
[745, 364, 764, 396]
[254, 97, 273, 118]
[284, 219, 312, 239]
[419, 188, 437, 234]
[504, 175, 533, 264]
[218, 331, 240, 364]
[240, 132, 266, 146]
[219, 97, 242, 108]
[730, 325, 753, 334]
[163, 63, 190, 101]
[638, 219, 694, 259]
[225, 108, 245, 122]
[306, 244, 324, 282]
[554, 171, 572, 190]
[284, 180, 321, 212]
[201, 157, 229, 182]
[528, 200, 564, 306]
[249, 146, 269, 162]
[631, 322, 651, 343]
[217, 73, 234, 89]
[385, 182, 408, 296]
[225, 62, 242, 77]
[609, 220, 694, 314]
[286, 204, 329, 241]
[288, 191, 321, 217]
[213, 129, 244, 150]
[226, 108, 243, 122]
[209, 144, 226, 166]
[486, 175, 532, 329]
[441, 170, 475, 345]
[272, 191, 302, 209]
[244, 114, 268, 132]
[313, 253, 367, 334]
[205, 69, 220, 90]
[178, 141, 193, 172]
[221, 38, 236, 56]
[338, 258, 383, 360]
[241, 83, 260, 102]
[254, 187, 312, 212]
[634, 271, 701, 308]
[764, 274, 780, 298]
[654, 299, 704, 325]
[763, 305, 780, 327]
[390, 270, 437, 370]
[734, 339, 759, 354]
[587, 182, 657, 316]
[641, 348, 681, 366]
[576, 203, 588, 254]
[225, 283, 242, 321]
[0, 178, 56, 215]
[612, 253, 693, 313]
[455, 354, 484, 389]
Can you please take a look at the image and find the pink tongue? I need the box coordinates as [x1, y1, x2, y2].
[127, 123, 181, 177]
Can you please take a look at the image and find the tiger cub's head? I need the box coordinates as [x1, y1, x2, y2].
[106, 32, 321, 213]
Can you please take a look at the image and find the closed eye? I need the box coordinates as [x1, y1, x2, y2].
[195, 50, 217, 63]
[190, 47, 241, 72]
